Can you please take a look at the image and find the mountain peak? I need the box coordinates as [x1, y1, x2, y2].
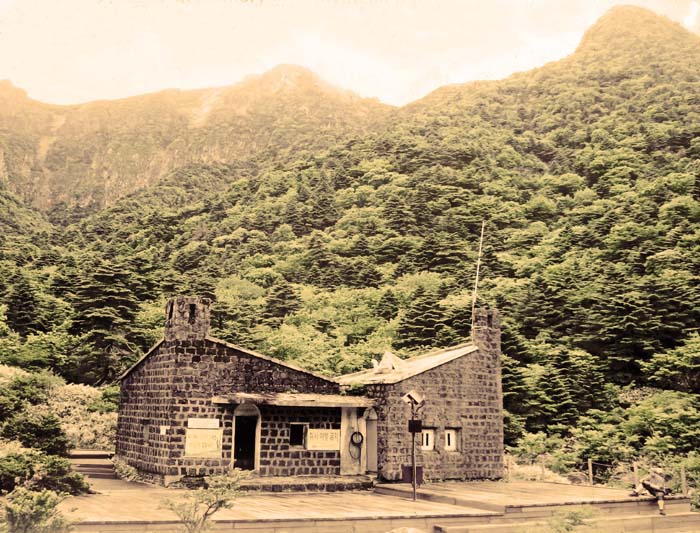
[0, 80, 28, 100]
[576, 5, 699, 55]
[239, 64, 361, 100]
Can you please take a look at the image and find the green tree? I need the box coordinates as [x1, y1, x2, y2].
[642, 334, 700, 393]
[261, 280, 300, 325]
[395, 287, 445, 349]
[69, 261, 141, 384]
[0, 488, 72, 533]
[4, 272, 45, 338]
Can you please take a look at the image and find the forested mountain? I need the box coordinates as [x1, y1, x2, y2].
[1, 5, 700, 461]
[0, 65, 390, 219]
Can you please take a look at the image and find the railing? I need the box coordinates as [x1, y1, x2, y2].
[504, 454, 691, 496]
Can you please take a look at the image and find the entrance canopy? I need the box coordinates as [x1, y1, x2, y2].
[211, 392, 374, 408]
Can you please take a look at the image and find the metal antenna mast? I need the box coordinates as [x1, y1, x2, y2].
[470, 220, 486, 338]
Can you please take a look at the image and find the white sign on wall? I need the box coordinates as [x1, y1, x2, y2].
[185, 428, 223, 457]
[306, 429, 341, 450]
[187, 418, 220, 429]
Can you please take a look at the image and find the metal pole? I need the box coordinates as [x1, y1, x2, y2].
[588, 459, 594, 486]
[470, 220, 486, 337]
[412, 403, 417, 501]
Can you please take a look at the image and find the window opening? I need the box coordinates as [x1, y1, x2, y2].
[445, 428, 459, 451]
[188, 304, 196, 324]
[289, 423, 307, 447]
[420, 428, 435, 451]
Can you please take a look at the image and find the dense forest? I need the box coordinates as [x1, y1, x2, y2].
[1, 5, 700, 481]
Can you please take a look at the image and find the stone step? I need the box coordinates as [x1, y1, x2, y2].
[67, 450, 114, 460]
[434, 511, 700, 533]
[239, 475, 375, 493]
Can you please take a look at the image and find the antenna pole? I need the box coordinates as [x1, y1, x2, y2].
[471, 220, 486, 337]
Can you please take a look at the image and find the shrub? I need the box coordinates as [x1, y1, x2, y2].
[111, 457, 139, 482]
[6, 373, 63, 406]
[47, 384, 117, 450]
[0, 451, 88, 495]
[87, 386, 119, 414]
[0, 414, 71, 457]
[0, 487, 73, 533]
[161, 469, 248, 533]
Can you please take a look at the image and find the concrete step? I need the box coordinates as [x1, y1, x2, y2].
[375, 485, 505, 513]
[239, 475, 375, 493]
[375, 484, 691, 518]
[435, 511, 700, 533]
[79, 472, 118, 479]
[67, 450, 114, 460]
[69, 454, 117, 480]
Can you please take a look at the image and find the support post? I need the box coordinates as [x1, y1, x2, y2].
[539, 456, 546, 481]
[588, 459, 594, 486]
[681, 464, 688, 496]
[411, 402, 417, 501]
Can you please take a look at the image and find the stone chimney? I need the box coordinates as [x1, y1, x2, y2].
[164, 296, 211, 342]
[472, 308, 501, 358]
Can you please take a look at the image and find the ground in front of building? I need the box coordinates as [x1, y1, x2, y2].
[60, 473, 700, 533]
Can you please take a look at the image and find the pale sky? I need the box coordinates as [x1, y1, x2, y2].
[0, 0, 697, 106]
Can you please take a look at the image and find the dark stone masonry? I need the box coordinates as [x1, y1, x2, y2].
[116, 295, 503, 485]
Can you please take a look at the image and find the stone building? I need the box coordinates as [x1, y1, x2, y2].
[115, 296, 503, 485]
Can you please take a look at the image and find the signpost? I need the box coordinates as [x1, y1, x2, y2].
[402, 390, 426, 502]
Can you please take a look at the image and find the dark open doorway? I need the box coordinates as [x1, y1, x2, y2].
[234, 416, 257, 470]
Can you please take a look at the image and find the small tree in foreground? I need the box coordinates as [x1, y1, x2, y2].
[0, 487, 72, 533]
[162, 469, 247, 533]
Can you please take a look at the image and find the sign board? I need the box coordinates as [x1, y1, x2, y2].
[408, 419, 423, 433]
[306, 429, 340, 450]
[187, 418, 220, 429]
[185, 428, 223, 457]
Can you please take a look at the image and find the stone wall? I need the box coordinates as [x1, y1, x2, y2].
[364, 310, 503, 482]
[258, 406, 341, 477]
[116, 337, 341, 483]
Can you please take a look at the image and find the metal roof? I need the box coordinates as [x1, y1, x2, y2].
[337, 342, 479, 385]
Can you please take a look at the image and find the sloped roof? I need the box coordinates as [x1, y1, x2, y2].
[118, 335, 335, 384]
[117, 339, 164, 381]
[337, 342, 479, 385]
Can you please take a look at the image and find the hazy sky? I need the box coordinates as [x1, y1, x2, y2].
[0, 0, 697, 106]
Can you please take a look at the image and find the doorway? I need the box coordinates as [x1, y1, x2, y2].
[233, 404, 260, 471]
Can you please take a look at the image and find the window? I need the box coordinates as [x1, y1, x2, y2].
[445, 428, 460, 451]
[420, 428, 435, 451]
[289, 423, 307, 447]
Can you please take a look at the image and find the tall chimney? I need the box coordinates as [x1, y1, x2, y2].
[472, 308, 501, 358]
[164, 296, 211, 342]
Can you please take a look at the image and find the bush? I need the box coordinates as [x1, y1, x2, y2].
[6, 373, 63, 406]
[161, 469, 248, 533]
[47, 384, 117, 450]
[0, 451, 88, 495]
[87, 386, 119, 414]
[0, 487, 73, 533]
[0, 414, 71, 457]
